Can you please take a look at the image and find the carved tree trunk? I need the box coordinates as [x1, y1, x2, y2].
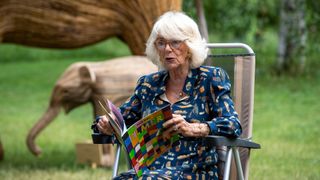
[0, 0, 182, 55]
[277, 0, 306, 74]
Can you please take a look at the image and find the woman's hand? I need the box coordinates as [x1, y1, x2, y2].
[96, 115, 113, 135]
[163, 114, 210, 137]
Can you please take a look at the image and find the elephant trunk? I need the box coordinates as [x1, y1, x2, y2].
[26, 105, 61, 156]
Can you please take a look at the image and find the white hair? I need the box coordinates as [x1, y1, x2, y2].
[145, 11, 208, 69]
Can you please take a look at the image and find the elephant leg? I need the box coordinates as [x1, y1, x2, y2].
[26, 105, 60, 156]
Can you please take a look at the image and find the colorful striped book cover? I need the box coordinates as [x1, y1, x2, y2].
[122, 105, 179, 177]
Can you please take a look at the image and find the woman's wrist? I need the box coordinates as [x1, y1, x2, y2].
[193, 123, 210, 137]
[201, 123, 210, 137]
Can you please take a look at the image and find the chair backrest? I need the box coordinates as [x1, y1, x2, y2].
[207, 43, 256, 180]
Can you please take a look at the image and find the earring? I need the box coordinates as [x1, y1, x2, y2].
[187, 52, 192, 60]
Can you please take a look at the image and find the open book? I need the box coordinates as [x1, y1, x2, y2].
[95, 98, 180, 177]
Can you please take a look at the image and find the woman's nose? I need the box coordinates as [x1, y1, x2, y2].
[164, 43, 173, 52]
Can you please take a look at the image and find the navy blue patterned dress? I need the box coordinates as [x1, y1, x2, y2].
[116, 66, 242, 180]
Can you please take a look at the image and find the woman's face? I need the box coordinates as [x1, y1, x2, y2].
[154, 37, 190, 71]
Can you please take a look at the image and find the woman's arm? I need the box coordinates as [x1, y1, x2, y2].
[206, 67, 242, 138]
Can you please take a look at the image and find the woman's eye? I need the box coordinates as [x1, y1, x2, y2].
[157, 41, 165, 48]
[171, 41, 181, 48]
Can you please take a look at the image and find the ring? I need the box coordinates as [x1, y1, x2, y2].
[173, 125, 177, 131]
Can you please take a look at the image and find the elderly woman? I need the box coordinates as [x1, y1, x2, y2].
[97, 11, 242, 179]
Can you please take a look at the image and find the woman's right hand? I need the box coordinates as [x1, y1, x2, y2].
[96, 115, 113, 135]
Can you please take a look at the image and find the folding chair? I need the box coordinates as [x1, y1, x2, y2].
[204, 43, 261, 180]
[92, 43, 261, 180]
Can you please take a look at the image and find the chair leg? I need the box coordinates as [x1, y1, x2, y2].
[218, 160, 225, 180]
[112, 144, 121, 178]
[223, 148, 233, 180]
[232, 147, 244, 180]
[217, 146, 227, 180]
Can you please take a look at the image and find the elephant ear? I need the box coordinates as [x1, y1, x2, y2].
[79, 65, 96, 85]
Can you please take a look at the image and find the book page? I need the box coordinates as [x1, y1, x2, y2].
[95, 97, 126, 144]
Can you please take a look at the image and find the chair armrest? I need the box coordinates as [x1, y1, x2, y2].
[204, 135, 261, 149]
[92, 133, 115, 144]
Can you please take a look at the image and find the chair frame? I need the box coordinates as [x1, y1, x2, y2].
[206, 43, 260, 180]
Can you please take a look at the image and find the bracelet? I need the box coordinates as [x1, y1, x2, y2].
[198, 123, 209, 137]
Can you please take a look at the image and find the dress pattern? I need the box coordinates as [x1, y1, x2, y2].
[115, 66, 242, 180]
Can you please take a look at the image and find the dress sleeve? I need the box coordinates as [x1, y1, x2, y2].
[119, 76, 145, 127]
[206, 68, 242, 138]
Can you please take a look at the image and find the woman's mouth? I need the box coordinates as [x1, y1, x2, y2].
[165, 57, 175, 63]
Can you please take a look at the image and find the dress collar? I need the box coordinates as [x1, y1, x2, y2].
[154, 68, 199, 100]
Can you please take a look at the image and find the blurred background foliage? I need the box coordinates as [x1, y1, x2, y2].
[184, 0, 319, 76]
[184, 0, 319, 42]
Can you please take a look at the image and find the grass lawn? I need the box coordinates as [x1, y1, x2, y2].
[0, 38, 319, 179]
[251, 76, 320, 179]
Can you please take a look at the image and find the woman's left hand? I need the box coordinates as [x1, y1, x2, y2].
[163, 114, 210, 137]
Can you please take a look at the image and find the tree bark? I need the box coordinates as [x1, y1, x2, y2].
[0, 0, 182, 55]
[277, 0, 306, 75]
[195, 0, 209, 42]
[195, 0, 211, 66]
[0, 139, 3, 160]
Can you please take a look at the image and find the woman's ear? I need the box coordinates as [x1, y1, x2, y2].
[187, 51, 192, 60]
[187, 51, 193, 67]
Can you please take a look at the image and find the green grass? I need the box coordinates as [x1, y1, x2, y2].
[250, 76, 320, 179]
[0, 36, 319, 179]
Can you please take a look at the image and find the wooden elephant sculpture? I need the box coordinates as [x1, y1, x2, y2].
[26, 56, 158, 156]
[0, 0, 181, 55]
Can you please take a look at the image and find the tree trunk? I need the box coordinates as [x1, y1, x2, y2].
[0, 139, 3, 161]
[195, 0, 209, 42]
[277, 0, 307, 75]
[195, 0, 211, 66]
[0, 0, 182, 55]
